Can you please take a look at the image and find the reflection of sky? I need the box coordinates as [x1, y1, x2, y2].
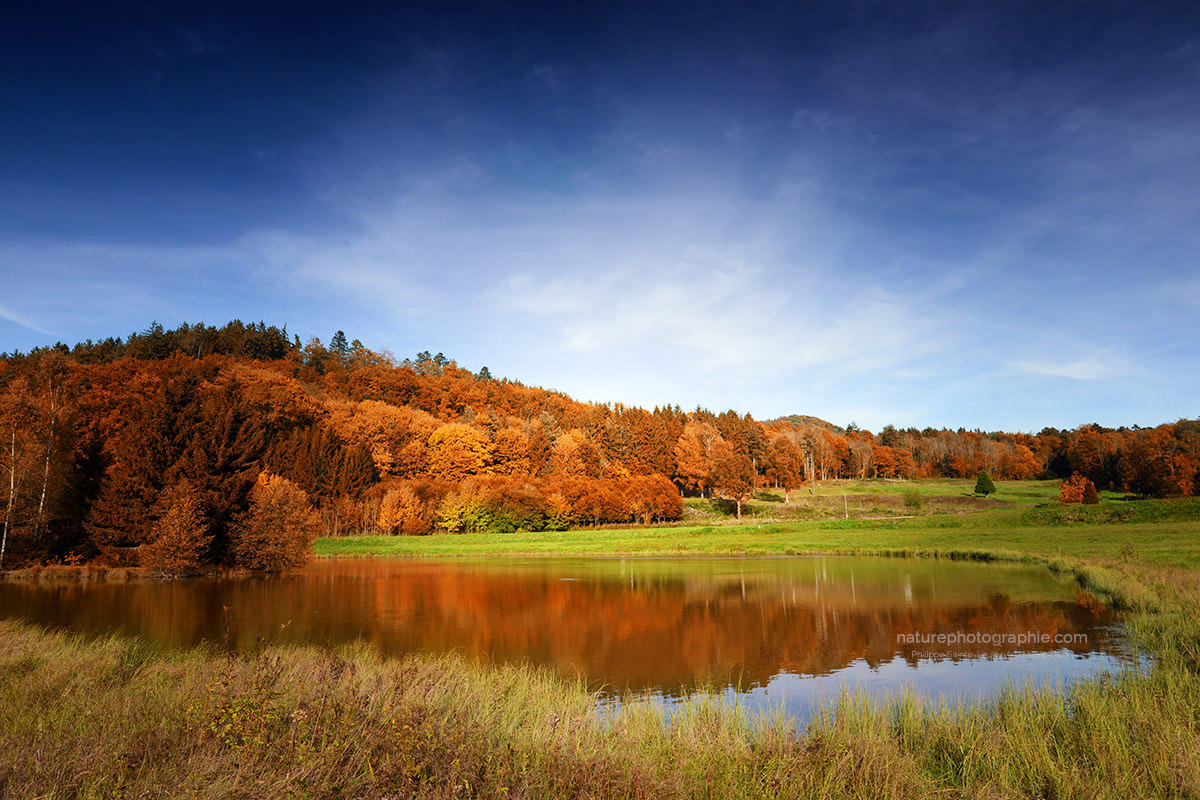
[629, 646, 1143, 728]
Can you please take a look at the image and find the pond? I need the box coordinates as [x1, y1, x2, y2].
[0, 556, 1135, 721]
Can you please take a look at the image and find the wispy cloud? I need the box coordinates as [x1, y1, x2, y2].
[0, 303, 53, 336]
[1011, 355, 1131, 381]
[237, 158, 962, 418]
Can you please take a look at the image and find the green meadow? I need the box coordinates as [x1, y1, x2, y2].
[316, 479, 1200, 570]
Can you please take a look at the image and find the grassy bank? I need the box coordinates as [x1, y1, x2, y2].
[2, 550, 1199, 799]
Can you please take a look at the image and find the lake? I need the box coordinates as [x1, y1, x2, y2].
[0, 555, 1134, 721]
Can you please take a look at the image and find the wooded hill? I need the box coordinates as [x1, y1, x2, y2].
[1, 320, 1197, 572]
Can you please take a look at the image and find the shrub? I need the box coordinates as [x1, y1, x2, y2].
[229, 472, 319, 571]
[1059, 472, 1099, 505]
[140, 480, 211, 575]
[974, 471, 996, 496]
[486, 480, 549, 532]
[903, 489, 922, 510]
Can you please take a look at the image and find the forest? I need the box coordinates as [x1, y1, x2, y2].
[1, 320, 1197, 573]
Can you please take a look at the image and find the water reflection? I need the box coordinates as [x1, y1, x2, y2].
[0, 556, 1131, 715]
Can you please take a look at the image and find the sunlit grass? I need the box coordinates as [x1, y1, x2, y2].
[316, 490, 1200, 570]
[3, 548, 1199, 799]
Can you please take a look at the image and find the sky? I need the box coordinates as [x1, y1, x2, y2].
[2, 0, 1198, 431]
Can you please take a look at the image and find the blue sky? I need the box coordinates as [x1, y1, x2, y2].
[2, 1, 1198, 431]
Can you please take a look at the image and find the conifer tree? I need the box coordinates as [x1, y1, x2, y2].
[330, 330, 349, 359]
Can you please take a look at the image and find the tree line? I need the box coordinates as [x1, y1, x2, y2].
[1, 320, 1197, 572]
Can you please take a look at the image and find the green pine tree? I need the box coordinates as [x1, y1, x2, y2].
[974, 471, 996, 495]
[329, 330, 349, 358]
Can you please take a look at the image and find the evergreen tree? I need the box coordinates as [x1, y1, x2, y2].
[974, 471, 996, 495]
[330, 330, 349, 359]
[140, 479, 210, 575]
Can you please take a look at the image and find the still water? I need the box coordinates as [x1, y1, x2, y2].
[0, 556, 1133, 720]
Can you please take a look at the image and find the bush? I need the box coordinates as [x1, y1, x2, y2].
[974, 471, 996, 496]
[229, 472, 319, 571]
[903, 489, 922, 510]
[140, 480, 211, 575]
[1060, 472, 1100, 505]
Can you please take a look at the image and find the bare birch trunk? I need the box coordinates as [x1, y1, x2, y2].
[33, 383, 58, 539]
[1, 431, 16, 568]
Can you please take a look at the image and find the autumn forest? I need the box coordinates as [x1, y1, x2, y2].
[1, 320, 1197, 574]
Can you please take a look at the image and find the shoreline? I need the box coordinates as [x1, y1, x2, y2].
[0, 563, 257, 584]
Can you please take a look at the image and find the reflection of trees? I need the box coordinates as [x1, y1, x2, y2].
[0, 560, 1118, 695]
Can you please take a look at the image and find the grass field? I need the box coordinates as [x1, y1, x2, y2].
[5, 479, 1200, 798]
[316, 479, 1200, 570]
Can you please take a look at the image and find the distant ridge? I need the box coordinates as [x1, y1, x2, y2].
[768, 414, 845, 433]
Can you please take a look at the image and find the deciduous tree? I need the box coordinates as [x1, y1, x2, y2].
[229, 472, 318, 571]
[710, 440, 756, 518]
[427, 423, 492, 481]
[764, 434, 803, 502]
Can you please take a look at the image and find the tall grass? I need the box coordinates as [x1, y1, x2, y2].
[3, 547, 1200, 799]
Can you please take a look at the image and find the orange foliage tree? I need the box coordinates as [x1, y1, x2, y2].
[377, 484, 431, 535]
[229, 472, 319, 570]
[764, 433, 804, 502]
[709, 440, 756, 518]
[1059, 473, 1099, 504]
[490, 427, 531, 475]
[621, 474, 683, 524]
[427, 423, 492, 481]
[140, 479, 210, 574]
[673, 421, 721, 496]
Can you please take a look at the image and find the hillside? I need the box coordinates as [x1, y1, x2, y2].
[768, 414, 845, 434]
[0, 320, 1197, 573]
